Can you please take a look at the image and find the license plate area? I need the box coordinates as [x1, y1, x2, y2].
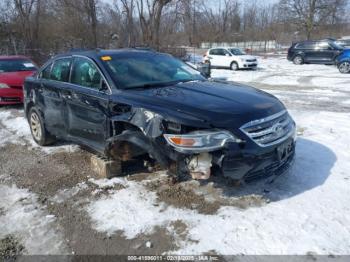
[276, 140, 294, 161]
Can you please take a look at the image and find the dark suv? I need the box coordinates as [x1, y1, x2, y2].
[287, 40, 344, 65]
[24, 49, 296, 182]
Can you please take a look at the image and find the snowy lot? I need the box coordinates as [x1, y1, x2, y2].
[1, 56, 350, 256]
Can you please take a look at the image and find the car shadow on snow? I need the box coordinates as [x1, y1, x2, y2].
[210, 137, 336, 203]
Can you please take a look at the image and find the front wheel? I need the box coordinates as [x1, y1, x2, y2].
[293, 55, 304, 65]
[338, 61, 350, 74]
[28, 107, 56, 146]
[230, 62, 239, 71]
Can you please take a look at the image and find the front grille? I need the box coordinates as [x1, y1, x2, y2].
[240, 110, 295, 147]
[246, 59, 257, 62]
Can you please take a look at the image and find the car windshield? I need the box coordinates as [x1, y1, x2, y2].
[0, 59, 37, 73]
[103, 53, 206, 89]
[229, 48, 246, 55]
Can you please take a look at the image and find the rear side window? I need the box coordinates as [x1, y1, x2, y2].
[211, 49, 229, 56]
[209, 49, 219, 55]
[50, 58, 72, 82]
[71, 57, 101, 89]
[296, 42, 316, 49]
[316, 42, 331, 50]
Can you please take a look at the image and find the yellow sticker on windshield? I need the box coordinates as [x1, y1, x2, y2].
[101, 56, 112, 61]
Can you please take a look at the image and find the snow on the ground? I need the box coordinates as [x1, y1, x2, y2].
[0, 110, 78, 154]
[86, 109, 350, 255]
[211, 56, 350, 91]
[0, 183, 68, 254]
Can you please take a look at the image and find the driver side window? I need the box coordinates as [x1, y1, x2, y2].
[71, 57, 102, 89]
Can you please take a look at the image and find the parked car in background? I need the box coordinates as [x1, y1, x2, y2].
[335, 48, 350, 73]
[287, 40, 344, 65]
[24, 49, 295, 183]
[0, 56, 37, 105]
[203, 47, 258, 70]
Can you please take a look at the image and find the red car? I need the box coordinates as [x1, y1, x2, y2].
[0, 56, 37, 105]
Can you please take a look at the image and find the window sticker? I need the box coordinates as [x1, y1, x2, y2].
[101, 56, 112, 61]
[23, 63, 35, 68]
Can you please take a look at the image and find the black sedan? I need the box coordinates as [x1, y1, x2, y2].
[24, 49, 296, 183]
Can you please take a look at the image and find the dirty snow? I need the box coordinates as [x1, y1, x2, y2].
[0, 110, 78, 154]
[51, 182, 89, 204]
[0, 183, 68, 254]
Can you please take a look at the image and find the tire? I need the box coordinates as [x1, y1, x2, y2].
[293, 55, 304, 65]
[28, 107, 56, 146]
[338, 61, 350, 74]
[230, 62, 239, 71]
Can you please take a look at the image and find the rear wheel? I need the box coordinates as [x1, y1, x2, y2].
[230, 62, 239, 71]
[28, 107, 56, 146]
[338, 61, 350, 74]
[293, 55, 304, 65]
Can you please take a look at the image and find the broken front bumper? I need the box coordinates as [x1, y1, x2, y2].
[219, 138, 296, 182]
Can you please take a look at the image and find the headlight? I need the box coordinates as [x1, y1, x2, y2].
[0, 83, 9, 89]
[164, 130, 242, 153]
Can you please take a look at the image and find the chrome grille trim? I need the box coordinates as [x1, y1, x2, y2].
[240, 110, 295, 147]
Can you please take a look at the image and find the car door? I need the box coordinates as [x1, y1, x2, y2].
[209, 49, 231, 67]
[64, 56, 110, 152]
[302, 42, 317, 63]
[208, 49, 221, 67]
[38, 57, 72, 138]
[314, 42, 335, 63]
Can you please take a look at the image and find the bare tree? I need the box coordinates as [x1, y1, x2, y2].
[136, 0, 173, 48]
[13, 0, 41, 53]
[279, 0, 348, 39]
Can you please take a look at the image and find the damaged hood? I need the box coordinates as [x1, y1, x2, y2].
[115, 80, 285, 129]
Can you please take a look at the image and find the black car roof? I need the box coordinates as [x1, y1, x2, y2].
[294, 39, 332, 44]
[53, 48, 158, 60]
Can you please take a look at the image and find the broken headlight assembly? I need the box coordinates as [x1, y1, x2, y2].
[163, 130, 242, 153]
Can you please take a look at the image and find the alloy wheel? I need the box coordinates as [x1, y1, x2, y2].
[339, 62, 350, 74]
[293, 56, 303, 65]
[30, 112, 42, 141]
[231, 63, 238, 70]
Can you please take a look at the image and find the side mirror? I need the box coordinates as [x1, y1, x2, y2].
[225, 53, 231, 57]
[197, 62, 211, 78]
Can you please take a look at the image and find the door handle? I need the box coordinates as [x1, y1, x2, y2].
[61, 91, 72, 100]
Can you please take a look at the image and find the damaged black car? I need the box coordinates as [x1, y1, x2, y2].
[24, 49, 296, 183]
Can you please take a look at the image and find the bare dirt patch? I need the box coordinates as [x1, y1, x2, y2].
[146, 177, 267, 215]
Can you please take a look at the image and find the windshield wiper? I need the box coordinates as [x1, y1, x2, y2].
[126, 79, 195, 89]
